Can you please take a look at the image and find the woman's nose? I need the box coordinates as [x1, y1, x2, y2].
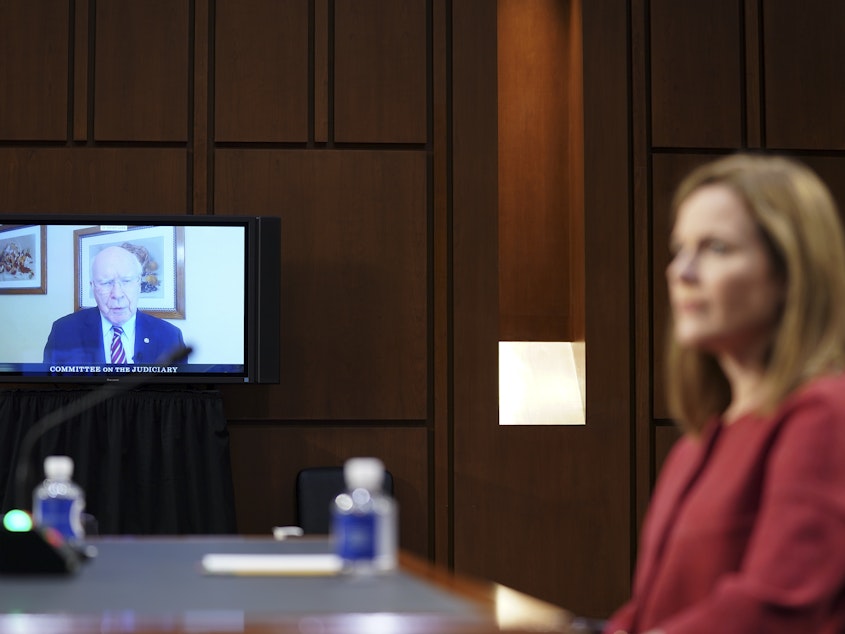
[668, 250, 698, 282]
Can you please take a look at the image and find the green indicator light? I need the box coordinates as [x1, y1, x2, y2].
[3, 509, 33, 532]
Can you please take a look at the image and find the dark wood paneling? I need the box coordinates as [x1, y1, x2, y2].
[214, 0, 309, 142]
[228, 425, 430, 558]
[0, 0, 688, 618]
[451, 0, 500, 595]
[631, 0, 654, 534]
[73, 0, 90, 141]
[764, 0, 845, 150]
[567, 0, 586, 343]
[498, 0, 581, 342]
[94, 0, 189, 141]
[430, 0, 451, 566]
[580, 0, 634, 614]
[650, 0, 743, 148]
[455, 429, 632, 618]
[334, 0, 427, 143]
[215, 149, 428, 421]
[314, 0, 330, 142]
[452, 0, 628, 618]
[0, 1, 68, 141]
[742, 0, 762, 148]
[192, 0, 210, 214]
[0, 148, 186, 213]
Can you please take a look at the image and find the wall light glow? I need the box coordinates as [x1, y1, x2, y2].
[499, 341, 585, 425]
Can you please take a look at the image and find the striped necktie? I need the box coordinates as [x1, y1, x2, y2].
[110, 326, 127, 364]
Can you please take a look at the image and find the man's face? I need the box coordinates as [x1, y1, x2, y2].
[91, 247, 142, 326]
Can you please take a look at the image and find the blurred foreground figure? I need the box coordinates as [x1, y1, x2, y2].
[605, 154, 845, 634]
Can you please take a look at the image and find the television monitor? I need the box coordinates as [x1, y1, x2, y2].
[0, 214, 280, 384]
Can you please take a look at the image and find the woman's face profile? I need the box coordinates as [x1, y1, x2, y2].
[666, 183, 785, 362]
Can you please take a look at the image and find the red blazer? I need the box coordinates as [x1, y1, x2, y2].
[605, 375, 845, 634]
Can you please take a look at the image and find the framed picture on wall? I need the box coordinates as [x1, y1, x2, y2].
[0, 225, 47, 294]
[74, 225, 186, 319]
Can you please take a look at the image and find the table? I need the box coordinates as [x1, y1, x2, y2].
[0, 536, 583, 634]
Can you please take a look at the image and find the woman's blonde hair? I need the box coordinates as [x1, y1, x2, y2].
[665, 154, 845, 434]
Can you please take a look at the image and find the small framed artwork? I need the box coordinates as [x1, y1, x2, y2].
[0, 225, 47, 294]
[74, 225, 185, 319]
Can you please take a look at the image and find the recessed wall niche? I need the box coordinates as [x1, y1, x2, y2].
[497, 0, 585, 425]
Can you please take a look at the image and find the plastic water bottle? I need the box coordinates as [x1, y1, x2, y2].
[33, 455, 85, 543]
[331, 457, 398, 573]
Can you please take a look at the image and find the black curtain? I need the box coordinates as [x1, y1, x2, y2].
[0, 388, 236, 534]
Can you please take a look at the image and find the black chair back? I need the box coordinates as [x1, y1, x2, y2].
[296, 466, 394, 535]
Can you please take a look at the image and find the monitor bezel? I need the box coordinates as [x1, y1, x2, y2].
[0, 213, 280, 385]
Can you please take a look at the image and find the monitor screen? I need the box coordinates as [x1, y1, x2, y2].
[0, 215, 280, 384]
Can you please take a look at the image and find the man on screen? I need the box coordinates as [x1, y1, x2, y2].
[43, 246, 187, 365]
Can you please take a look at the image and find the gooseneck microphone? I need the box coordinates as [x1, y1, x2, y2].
[0, 343, 192, 574]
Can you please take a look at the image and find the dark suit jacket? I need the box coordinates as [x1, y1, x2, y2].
[43, 307, 187, 365]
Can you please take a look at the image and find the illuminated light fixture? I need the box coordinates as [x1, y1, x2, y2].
[499, 341, 585, 425]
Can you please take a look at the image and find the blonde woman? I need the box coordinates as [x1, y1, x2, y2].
[606, 154, 845, 633]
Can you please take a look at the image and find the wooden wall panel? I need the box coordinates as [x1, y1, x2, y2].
[0, 1, 68, 141]
[0, 148, 186, 213]
[215, 149, 428, 421]
[567, 0, 586, 342]
[334, 0, 427, 143]
[73, 0, 91, 142]
[214, 0, 309, 142]
[94, 0, 189, 141]
[451, 0, 501, 597]
[580, 0, 634, 614]
[498, 0, 582, 342]
[0, 0, 653, 618]
[764, 0, 845, 150]
[228, 425, 430, 558]
[650, 0, 743, 148]
[452, 0, 629, 618]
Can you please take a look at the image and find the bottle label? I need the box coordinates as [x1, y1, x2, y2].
[36, 498, 80, 540]
[333, 512, 376, 561]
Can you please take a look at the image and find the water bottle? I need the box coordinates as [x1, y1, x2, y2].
[33, 455, 85, 543]
[331, 457, 398, 573]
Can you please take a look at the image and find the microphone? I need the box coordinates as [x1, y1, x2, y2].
[0, 343, 193, 574]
